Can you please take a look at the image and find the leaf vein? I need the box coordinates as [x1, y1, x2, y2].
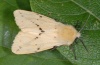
[70, 0, 100, 21]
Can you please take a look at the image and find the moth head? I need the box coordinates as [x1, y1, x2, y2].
[69, 15, 90, 59]
[76, 32, 81, 38]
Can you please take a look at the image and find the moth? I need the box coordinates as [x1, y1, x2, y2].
[12, 10, 88, 56]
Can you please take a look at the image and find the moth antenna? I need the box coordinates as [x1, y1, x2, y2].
[79, 14, 90, 33]
[78, 38, 88, 52]
[76, 15, 90, 53]
[74, 20, 79, 28]
[70, 44, 77, 60]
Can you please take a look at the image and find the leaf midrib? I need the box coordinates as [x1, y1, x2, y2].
[70, 0, 100, 21]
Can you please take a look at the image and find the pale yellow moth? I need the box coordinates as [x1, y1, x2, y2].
[12, 10, 81, 54]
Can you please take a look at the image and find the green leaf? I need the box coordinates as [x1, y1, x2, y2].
[16, 0, 31, 10]
[0, 0, 100, 65]
[71, 0, 100, 21]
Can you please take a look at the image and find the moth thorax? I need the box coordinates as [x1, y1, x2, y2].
[57, 25, 79, 46]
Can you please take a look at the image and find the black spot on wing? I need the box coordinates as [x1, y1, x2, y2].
[16, 46, 22, 52]
[39, 28, 45, 32]
[40, 15, 42, 18]
[19, 11, 24, 17]
[35, 24, 39, 27]
[37, 48, 40, 50]
[19, 11, 22, 14]
[54, 36, 56, 38]
[39, 33, 42, 35]
[35, 44, 37, 46]
[35, 37, 38, 39]
[39, 28, 42, 30]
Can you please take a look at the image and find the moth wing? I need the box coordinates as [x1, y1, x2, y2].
[12, 10, 65, 54]
[12, 31, 61, 54]
[14, 10, 58, 30]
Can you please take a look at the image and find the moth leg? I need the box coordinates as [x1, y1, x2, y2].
[78, 38, 88, 52]
[50, 46, 58, 50]
[70, 44, 77, 60]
